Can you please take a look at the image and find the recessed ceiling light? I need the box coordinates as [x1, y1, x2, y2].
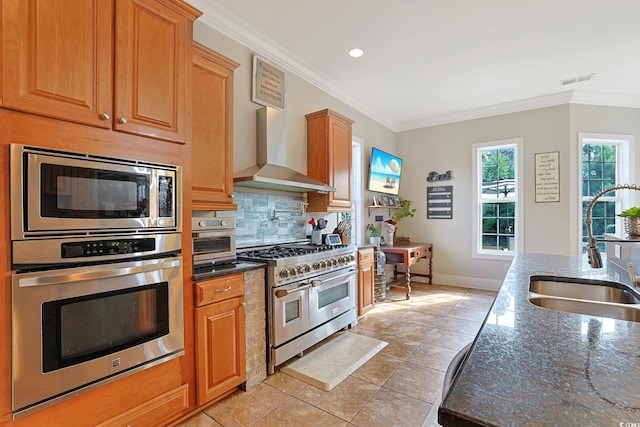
[349, 48, 364, 58]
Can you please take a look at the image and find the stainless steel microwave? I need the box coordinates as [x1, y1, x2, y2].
[10, 144, 181, 239]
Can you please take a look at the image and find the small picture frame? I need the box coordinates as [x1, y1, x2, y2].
[388, 196, 398, 206]
[381, 195, 389, 206]
[372, 196, 379, 206]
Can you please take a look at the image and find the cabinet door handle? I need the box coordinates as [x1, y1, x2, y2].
[99, 113, 110, 121]
[215, 286, 232, 293]
[118, 116, 127, 124]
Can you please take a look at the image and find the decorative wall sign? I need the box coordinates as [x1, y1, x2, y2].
[252, 54, 285, 110]
[427, 186, 453, 219]
[535, 151, 560, 203]
[427, 170, 452, 182]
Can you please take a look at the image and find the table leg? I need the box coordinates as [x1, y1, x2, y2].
[405, 267, 411, 300]
[428, 256, 433, 284]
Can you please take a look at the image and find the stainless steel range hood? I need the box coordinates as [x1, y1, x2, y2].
[233, 107, 335, 193]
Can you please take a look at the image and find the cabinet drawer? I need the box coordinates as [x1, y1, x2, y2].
[195, 273, 244, 307]
[358, 248, 374, 264]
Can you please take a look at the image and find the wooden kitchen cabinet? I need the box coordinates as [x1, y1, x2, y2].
[195, 274, 246, 405]
[0, 0, 199, 144]
[357, 247, 375, 316]
[96, 384, 189, 427]
[191, 43, 239, 210]
[306, 109, 355, 212]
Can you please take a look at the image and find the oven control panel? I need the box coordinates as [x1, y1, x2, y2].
[61, 238, 156, 258]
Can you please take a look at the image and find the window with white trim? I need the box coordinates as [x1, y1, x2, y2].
[472, 138, 523, 258]
[579, 133, 633, 253]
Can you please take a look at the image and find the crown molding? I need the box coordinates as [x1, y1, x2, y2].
[396, 92, 576, 131]
[397, 90, 640, 132]
[191, 1, 640, 133]
[191, 0, 397, 131]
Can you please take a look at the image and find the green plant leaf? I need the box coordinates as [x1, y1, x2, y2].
[618, 207, 640, 217]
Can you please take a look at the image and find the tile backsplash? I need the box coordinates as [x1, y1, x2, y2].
[216, 191, 307, 248]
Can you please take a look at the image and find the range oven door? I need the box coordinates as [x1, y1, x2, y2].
[11, 256, 184, 417]
[308, 268, 357, 329]
[272, 281, 311, 347]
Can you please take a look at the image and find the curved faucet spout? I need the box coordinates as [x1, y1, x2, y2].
[585, 184, 640, 268]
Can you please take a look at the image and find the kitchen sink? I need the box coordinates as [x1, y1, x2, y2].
[529, 275, 640, 322]
[530, 276, 640, 304]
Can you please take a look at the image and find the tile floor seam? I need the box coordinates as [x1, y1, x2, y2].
[250, 394, 297, 427]
[287, 393, 360, 424]
[177, 283, 497, 427]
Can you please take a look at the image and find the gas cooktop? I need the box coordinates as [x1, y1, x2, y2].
[238, 243, 350, 260]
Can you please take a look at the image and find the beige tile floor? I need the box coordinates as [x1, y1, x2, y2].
[176, 282, 497, 427]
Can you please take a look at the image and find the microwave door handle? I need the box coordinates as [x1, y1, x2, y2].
[310, 269, 357, 287]
[15, 258, 181, 288]
[275, 284, 311, 298]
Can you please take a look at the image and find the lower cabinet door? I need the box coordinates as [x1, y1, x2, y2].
[196, 296, 246, 404]
[358, 261, 375, 316]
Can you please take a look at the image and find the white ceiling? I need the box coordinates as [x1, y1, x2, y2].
[190, 0, 640, 132]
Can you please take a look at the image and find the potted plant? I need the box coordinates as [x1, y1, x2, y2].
[618, 207, 640, 236]
[391, 196, 416, 223]
[366, 224, 381, 246]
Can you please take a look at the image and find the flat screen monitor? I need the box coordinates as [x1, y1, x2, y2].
[368, 147, 402, 196]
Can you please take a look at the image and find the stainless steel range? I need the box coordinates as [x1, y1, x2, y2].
[238, 243, 357, 374]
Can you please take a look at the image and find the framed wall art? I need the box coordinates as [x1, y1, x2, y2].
[535, 151, 560, 203]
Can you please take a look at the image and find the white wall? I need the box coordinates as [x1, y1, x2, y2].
[193, 22, 396, 240]
[193, 20, 640, 290]
[397, 104, 640, 289]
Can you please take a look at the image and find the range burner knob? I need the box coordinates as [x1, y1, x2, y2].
[303, 264, 311, 273]
[288, 267, 297, 277]
[330, 259, 338, 266]
[279, 269, 289, 279]
[296, 265, 305, 274]
[348, 254, 356, 262]
[312, 262, 320, 270]
[320, 260, 327, 268]
[338, 257, 345, 264]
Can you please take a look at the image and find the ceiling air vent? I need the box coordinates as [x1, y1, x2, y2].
[560, 73, 595, 86]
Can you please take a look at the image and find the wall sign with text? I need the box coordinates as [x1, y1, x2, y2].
[252, 55, 285, 110]
[427, 170, 452, 182]
[427, 186, 453, 219]
[535, 151, 560, 203]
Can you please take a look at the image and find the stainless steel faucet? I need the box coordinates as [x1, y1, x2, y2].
[585, 183, 640, 268]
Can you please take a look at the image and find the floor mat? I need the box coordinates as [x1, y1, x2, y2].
[281, 332, 387, 391]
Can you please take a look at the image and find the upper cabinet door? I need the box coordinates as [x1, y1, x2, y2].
[328, 116, 353, 208]
[306, 109, 354, 212]
[191, 43, 239, 210]
[114, 0, 191, 144]
[0, 0, 113, 128]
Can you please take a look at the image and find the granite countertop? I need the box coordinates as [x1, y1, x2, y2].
[192, 260, 265, 281]
[439, 253, 640, 426]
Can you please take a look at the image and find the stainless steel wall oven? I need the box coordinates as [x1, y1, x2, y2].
[9, 144, 184, 419]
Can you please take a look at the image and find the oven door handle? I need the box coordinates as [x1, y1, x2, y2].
[275, 284, 311, 298]
[310, 269, 357, 287]
[14, 258, 182, 287]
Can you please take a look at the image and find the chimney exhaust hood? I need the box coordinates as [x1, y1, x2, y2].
[233, 107, 336, 193]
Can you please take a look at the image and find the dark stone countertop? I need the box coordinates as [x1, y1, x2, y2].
[439, 253, 640, 427]
[192, 261, 266, 282]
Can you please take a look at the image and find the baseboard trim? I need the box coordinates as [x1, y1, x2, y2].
[411, 274, 502, 291]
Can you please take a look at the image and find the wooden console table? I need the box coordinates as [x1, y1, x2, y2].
[380, 242, 433, 299]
